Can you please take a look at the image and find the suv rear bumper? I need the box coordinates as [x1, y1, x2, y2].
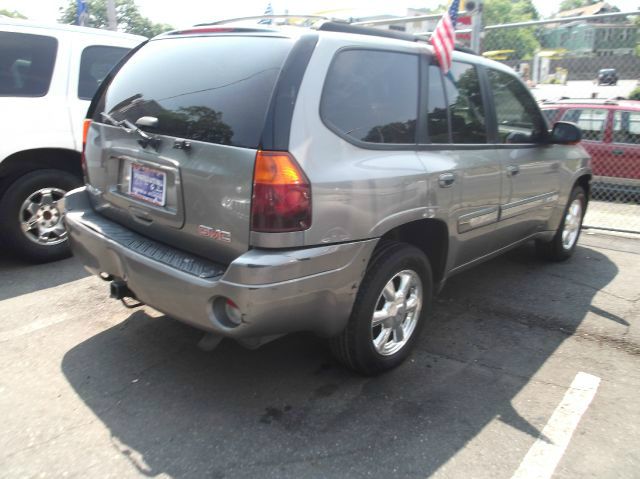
[64, 187, 377, 339]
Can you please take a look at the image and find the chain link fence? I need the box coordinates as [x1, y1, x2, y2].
[478, 11, 640, 234]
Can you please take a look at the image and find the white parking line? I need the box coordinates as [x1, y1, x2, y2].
[511, 372, 601, 479]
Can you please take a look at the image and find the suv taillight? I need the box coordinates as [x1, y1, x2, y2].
[251, 151, 311, 233]
[81, 119, 92, 179]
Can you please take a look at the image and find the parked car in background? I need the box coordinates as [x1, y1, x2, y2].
[597, 68, 618, 86]
[541, 99, 640, 200]
[65, 22, 590, 375]
[0, 18, 144, 262]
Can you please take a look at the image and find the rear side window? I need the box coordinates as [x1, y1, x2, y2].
[321, 49, 419, 145]
[561, 108, 607, 141]
[443, 62, 487, 143]
[99, 36, 293, 148]
[0, 32, 58, 97]
[613, 110, 640, 144]
[426, 65, 449, 143]
[78, 45, 129, 101]
[487, 68, 546, 143]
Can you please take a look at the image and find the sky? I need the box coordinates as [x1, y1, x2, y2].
[1, 0, 639, 28]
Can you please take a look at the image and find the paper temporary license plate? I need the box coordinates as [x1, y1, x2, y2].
[129, 163, 167, 206]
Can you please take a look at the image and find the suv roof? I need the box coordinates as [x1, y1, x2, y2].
[162, 20, 479, 54]
[539, 98, 640, 110]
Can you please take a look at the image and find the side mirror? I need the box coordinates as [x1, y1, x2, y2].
[550, 121, 581, 145]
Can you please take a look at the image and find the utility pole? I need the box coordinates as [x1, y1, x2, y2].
[470, 0, 484, 54]
[106, 0, 117, 31]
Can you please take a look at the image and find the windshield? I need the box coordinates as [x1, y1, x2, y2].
[96, 36, 293, 148]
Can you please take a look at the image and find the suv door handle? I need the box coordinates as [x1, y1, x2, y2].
[612, 149, 625, 156]
[438, 172, 456, 188]
[506, 165, 520, 176]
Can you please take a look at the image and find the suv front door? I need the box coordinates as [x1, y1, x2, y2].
[486, 68, 560, 243]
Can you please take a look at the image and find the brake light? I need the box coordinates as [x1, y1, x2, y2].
[251, 151, 311, 233]
[81, 119, 92, 179]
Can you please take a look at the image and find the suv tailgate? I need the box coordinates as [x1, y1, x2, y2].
[84, 34, 294, 264]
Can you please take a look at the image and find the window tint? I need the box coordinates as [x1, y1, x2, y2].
[443, 62, 487, 143]
[613, 110, 640, 144]
[561, 108, 607, 141]
[321, 50, 418, 144]
[78, 45, 129, 100]
[426, 65, 449, 143]
[100, 37, 293, 148]
[0, 32, 57, 97]
[487, 68, 546, 143]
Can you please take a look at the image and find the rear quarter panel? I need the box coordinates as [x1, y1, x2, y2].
[283, 35, 432, 248]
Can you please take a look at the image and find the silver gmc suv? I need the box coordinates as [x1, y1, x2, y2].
[65, 22, 591, 375]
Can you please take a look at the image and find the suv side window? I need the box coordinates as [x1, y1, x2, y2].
[443, 62, 487, 144]
[561, 108, 607, 141]
[426, 65, 450, 143]
[78, 45, 129, 100]
[0, 32, 58, 97]
[487, 68, 546, 143]
[613, 110, 640, 144]
[321, 49, 419, 145]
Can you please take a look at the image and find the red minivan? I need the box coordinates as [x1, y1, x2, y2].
[541, 99, 640, 200]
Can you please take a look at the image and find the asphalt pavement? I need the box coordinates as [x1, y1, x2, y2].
[1, 231, 639, 478]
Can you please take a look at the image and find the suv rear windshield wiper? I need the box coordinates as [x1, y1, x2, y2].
[100, 111, 161, 150]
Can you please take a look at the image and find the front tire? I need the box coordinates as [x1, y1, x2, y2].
[536, 185, 586, 261]
[0, 169, 81, 263]
[330, 241, 433, 375]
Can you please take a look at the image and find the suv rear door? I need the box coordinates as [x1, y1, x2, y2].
[85, 34, 295, 264]
[606, 109, 640, 187]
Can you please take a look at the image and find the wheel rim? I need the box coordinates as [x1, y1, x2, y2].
[371, 269, 423, 356]
[19, 187, 68, 246]
[562, 198, 583, 251]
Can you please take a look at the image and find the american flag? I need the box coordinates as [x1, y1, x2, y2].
[430, 0, 461, 74]
[259, 3, 274, 24]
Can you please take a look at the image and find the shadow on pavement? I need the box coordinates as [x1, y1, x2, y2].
[61, 243, 618, 478]
[0, 254, 89, 302]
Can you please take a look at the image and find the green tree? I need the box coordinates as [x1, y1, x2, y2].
[58, 0, 173, 38]
[0, 9, 27, 19]
[482, 0, 540, 59]
[558, 0, 599, 12]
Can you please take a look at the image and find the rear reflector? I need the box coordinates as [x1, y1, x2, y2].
[81, 119, 92, 179]
[82, 119, 92, 146]
[251, 151, 311, 233]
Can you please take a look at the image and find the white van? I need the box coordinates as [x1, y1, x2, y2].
[0, 18, 144, 262]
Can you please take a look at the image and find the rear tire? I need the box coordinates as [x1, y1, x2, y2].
[329, 241, 433, 375]
[536, 185, 586, 262]
[0, 169, 81, 263]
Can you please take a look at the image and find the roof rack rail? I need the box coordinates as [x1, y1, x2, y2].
[196, 15, 332, 26]
[317, 21, 422, 42]
[193, 15, 479, 55]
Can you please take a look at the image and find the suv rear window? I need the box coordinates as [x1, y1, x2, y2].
[0, 32, 58, 97]
[321, 49, 419, 145]
[98, 36, 293, 148]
